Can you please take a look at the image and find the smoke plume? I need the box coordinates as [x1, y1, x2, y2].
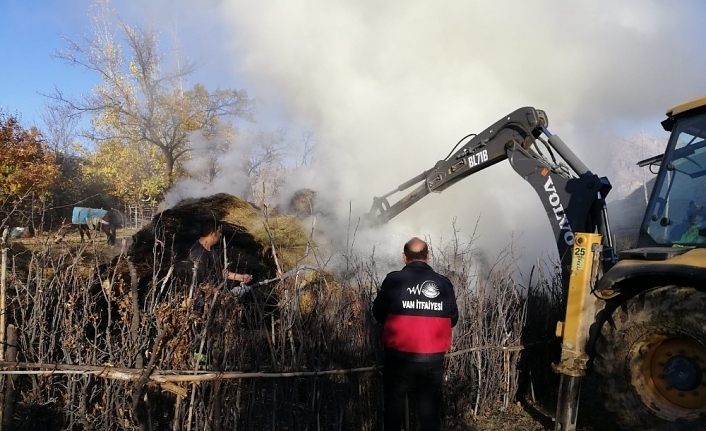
[132, 0, 706, 265]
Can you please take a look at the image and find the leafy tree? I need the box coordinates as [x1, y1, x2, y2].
[0, 113, 59, 203]
[51, 2, 252, 191]
[81, 137, 168, 202]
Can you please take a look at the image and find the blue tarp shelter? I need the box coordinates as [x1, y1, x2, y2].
[71, 207, 108, 225]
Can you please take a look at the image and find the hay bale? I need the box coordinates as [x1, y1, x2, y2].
[287, 188, 316, 218]
[128, 193, 310, 280]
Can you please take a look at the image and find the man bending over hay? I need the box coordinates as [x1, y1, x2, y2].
[189, 223, 253, 288]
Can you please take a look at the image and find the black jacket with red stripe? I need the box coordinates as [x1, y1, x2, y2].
[372, 260, 458, 361]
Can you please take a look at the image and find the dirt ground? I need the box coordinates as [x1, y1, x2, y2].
[460, 403, 549, 430]
[454, 401, 612, 431]
[25, 226, 137, 255]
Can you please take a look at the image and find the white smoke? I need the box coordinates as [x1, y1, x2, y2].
[127, 0, 706, 266]
[163, 125, 251, 208]
[608, 132, 666, 202]
[211, 0, 706, 264]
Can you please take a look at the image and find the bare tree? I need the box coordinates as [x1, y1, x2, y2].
[41, 102, 79, 155]
[245, 130, 286, 205]
[296, 130, 316, 168]
[186, 124, 235, 184]
[49, 0, 253, 187]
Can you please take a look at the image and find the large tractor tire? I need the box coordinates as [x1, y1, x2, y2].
[594, 286, 706, 430]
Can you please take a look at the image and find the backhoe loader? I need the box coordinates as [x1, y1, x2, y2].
[369, 97, 706, 430]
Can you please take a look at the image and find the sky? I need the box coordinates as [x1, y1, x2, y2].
[3, 0, 706, 269]
[1, 1, 93, 123]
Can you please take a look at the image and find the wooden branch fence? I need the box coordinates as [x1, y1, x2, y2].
[0, 214, 565, 430]
[0, 341, 552, 394]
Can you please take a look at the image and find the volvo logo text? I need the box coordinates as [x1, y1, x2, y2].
[543, 176, 574, 246]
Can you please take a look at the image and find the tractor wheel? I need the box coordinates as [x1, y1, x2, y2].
[593, 286, 706, 430]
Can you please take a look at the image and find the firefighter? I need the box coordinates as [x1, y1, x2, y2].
[372, 237, 458, 431]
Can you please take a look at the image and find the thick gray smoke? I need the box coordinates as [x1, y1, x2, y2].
[128, 0, 706, 266]
[213, 0, 706, 264]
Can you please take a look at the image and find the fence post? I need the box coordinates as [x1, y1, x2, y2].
[2, 325, 17, 430]
[1, 227, 8, 362]
[0, 227, 8, 430]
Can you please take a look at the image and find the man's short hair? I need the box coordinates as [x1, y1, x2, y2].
[198, 221, 221, 238]
[404, 237, 429, 261]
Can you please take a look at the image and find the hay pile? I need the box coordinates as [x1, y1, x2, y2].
[128, 193, 311, 281]
[97, 193, 317, 373]
[285, 188, 316, 218]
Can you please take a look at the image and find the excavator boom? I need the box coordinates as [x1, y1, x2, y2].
[370, 107, 546, 222]
[369, 106, 614, 272]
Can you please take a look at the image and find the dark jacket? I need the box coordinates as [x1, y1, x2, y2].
[372, 261, 458, 360]
[188, 241, 253, 297]
[189, 241, 224, 284]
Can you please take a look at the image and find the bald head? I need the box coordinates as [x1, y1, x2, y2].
[403, 237, 429, 262]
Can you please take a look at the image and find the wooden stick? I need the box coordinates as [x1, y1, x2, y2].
[0, 340, 555, 383]
[0, 229, 7, 431]
[0, 361, 377, 380]
[0, 228, 8, 363]
[0, 324, 15, 431]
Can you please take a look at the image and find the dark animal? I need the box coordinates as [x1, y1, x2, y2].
[54, 207, 117, 246]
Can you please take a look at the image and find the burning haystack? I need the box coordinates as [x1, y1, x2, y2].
[127, 193, 311, 288]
